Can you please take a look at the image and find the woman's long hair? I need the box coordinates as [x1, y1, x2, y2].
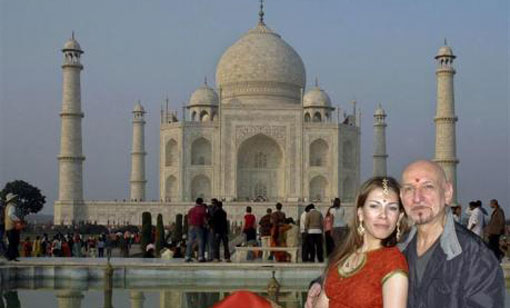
[323, 176, 406, 277]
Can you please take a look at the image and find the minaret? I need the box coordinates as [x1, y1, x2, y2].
[434, 40, 459, 204]
[58, 33, 85, 203]
[373, 104, 388, 177]
[130, 101, 147, 201]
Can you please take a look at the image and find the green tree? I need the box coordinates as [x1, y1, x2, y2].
[140, 211, 152, 252]
[0, 180, 46, 217]
[155, 214, 164, 256]
[172, 214, 183, 242]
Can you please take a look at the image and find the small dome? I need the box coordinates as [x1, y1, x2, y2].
[189, 83, 219, 106]
[303, 86, 331, 107]
[435, 45, 455, 59]
[216, 22, 306, 101]
[374, 104, 386, 116]
[133, 102, 145, 113]
[63, 33, 82, 52]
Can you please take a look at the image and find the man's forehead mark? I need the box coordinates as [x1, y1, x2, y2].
[415, 178, 420, 182]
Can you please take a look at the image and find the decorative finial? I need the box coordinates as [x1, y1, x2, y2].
[72, 31, 75, 40]
[315, 77, 319, 88]
[444, 37, 447, 45]
[204, 76, 208, 86]
[259, 0, 265, 24]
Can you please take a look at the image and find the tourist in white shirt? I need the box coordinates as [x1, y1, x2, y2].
[300, 204, 312, 262]
[331, 198, 348, 246]
[467, 201, 484, 237]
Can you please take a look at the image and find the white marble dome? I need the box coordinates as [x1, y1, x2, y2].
[303, 86, 331, 107]
[216, 22, 306, 101]
[63, 38, 82, 52]
[436, 45, 455, 58]
[374, 104, 386, 116]
[133, 102, 145, 112]
[189, 83, 219, 106]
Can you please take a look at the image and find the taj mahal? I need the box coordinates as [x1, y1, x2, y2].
[54, 7, 459, 225]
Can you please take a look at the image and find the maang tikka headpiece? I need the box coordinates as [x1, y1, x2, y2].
[382, 178, 389, 196]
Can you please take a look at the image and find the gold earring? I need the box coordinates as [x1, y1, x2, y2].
[396, 221, 401, 241]
[357, 220, 365, 236]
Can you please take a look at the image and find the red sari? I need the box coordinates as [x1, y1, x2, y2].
[325, 246, 408, 308]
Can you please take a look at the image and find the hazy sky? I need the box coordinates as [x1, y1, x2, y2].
[1, 0, 508, 216]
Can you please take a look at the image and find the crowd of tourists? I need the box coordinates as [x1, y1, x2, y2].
[183, 195, 351, 264]
[17, 232, 136, 259]
[0, 193, 140, 261]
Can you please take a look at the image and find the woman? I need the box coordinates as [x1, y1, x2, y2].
[312, 177, 408, 308]
[323, 207, 335, 256]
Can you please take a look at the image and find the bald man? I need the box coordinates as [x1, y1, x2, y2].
[399, 160, 503, 307]
[305, 160, 504, 308]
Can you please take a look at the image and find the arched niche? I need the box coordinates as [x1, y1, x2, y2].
[309, 138, 328, 167]
[191, 174, 211, 201]
[165, 175, 177, 201]
[313, 112, 322, 122]
[191, 137, 212, 165]
[165, 139, 178, 167]
[310, 175, 328, 202]
[343, 140, 354, 168]
[343, 177, 354, 201]
[237, 133, 283, 201]
[200, 110, 209, 122]
[304, 112, 311, 122]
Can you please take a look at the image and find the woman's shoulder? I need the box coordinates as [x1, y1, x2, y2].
[375, 247, 408, 267]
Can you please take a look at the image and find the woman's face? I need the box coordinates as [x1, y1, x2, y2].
[358, 187, 402, 244]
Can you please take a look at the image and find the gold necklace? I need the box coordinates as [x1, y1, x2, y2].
[338, 251, 367, 278]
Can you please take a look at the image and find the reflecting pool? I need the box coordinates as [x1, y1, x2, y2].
[3, 280, 308, 308]
[4, 282, 510, 307]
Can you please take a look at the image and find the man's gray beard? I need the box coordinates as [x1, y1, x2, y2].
[412, 208, 447, 225]
[414, 214, 433, 225]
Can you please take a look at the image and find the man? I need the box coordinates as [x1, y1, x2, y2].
[299, 204, 312, 262]
[467, 200, 484, 237]
[185, 198, 207, 262]
[451, 204, 462, 223]
[398, 160, 504, 307]
[4, 193, 21, 261]
[306, 160, 504, 307]
[486, 199, 506, 260]
[258, 208, 272, 260]
[211, 201, 231, 262]
[304, 204, 324, 263]
[206, 199, 219, 261]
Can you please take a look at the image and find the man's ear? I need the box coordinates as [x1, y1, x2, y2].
[444, 182, 453, 205]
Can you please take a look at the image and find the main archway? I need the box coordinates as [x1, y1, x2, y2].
[237, 134, 283, 201]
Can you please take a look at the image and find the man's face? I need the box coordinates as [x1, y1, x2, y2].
[490, 201, 497, 209]
[400, 161, 453, 225]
